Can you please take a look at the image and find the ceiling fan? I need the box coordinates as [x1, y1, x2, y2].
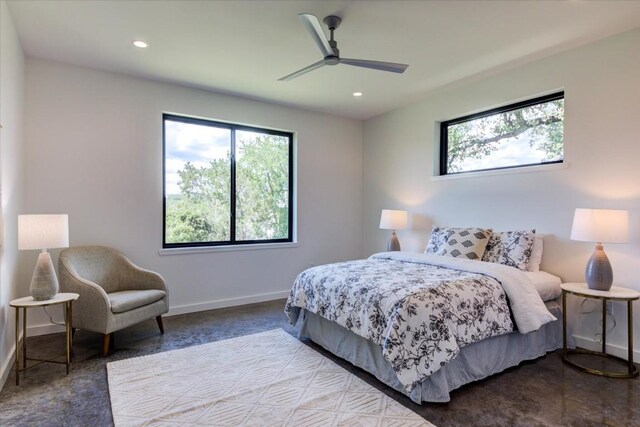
[279, 13, 409, 81]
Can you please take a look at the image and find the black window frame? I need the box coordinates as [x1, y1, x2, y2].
[162, 113, 294, 249]
[439, 91, 565, 176]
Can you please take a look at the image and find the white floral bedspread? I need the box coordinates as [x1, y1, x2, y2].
[284, 252, 555, 392]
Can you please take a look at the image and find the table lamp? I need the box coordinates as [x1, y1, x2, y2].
[379, 209, 408, 251]
[570, 208, 628, 291]
[18, 214, 69, 300]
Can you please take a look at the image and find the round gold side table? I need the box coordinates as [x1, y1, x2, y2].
[10, 292, 79, 385]
[561, 282, 639, 378]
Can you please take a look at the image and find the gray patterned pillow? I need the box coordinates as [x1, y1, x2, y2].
[435, 228, 492, 260]
[482, 230, 536, 271]
[425, 226, 455, 254]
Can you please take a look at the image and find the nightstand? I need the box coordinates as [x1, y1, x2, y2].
[10, 293, 79, 385]
[561, 282, 639, 378]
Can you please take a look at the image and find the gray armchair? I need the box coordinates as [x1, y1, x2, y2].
[58, 246, 169, 356]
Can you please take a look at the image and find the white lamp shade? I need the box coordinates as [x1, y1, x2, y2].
[379, 209, 408, 230]
[18, 214, 69, 250]
[570, 208, 628, 243]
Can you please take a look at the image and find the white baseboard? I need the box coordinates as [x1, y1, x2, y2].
[166, 290, 290, 317]
[23, 290, 291, 337]
[572, 334, 640, 361]
[28, 323, 66, 336]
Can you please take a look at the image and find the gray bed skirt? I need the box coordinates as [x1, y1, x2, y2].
[298, 299, 563, 403]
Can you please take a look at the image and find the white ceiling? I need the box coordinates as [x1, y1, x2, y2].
[7, 0, 640, 120]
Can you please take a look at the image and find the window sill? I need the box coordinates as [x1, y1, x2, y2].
[158, 242, 299, 255]
[431, 162, 568, 181]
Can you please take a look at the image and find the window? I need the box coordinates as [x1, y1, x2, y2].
[440, 92, 564, 175]
[163, 114, 293, 248]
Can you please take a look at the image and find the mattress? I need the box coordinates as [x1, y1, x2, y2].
[298, 299, 563, 403]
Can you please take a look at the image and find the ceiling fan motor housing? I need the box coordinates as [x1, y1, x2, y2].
[323, 15, 341, 63]
[326, 42, 340, 64]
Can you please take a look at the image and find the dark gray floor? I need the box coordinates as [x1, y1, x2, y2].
[0, 299, 638, 427]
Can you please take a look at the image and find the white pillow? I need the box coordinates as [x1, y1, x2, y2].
[528, 234, 544, 272]
[524, 271, 561, 301]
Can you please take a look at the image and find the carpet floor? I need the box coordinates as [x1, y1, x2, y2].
[0, 299, 639, 426]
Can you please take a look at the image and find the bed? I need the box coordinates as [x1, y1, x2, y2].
[284, 249, 563, 403]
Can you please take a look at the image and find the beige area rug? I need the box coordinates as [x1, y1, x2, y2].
[107, 329, 435, 426]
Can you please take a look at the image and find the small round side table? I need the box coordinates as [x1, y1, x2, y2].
[561, 283, 639, 378]
[9, 292, 79, 385]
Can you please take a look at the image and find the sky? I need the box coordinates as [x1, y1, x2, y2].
[453, 128, 558, 172]
[164, 120, 230, 195]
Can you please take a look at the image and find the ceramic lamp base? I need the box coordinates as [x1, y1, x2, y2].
[387, 231, 401, 252]
[585, 243, 613, 291]
[30, 251, 59, 301]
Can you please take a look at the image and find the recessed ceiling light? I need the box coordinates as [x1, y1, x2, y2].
[133, 40, 148, 48]
[353, 92, 363, 97]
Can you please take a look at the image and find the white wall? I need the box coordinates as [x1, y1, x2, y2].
[364, 29, 640, 356]
[0, 1, 26, 388]
[22, 58, 363, 331]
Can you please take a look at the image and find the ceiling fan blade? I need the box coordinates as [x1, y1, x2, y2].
[298, 13, 334, 58]
[278, 59, 326, 81]
[340, 58, 409, 74]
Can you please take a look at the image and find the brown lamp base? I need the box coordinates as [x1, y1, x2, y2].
[387, 231, 401, 251]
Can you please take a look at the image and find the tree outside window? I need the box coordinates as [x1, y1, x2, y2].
[440, 92, 564, 175]
[163, 115, 293, 247]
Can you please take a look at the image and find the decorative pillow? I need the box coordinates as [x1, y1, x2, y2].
[425, 226, 455, 254]
[482, 233, 503, 263]
[528, 234, 544, 272]
[435, 228, 492, 260]
[482, 230, 536, 271]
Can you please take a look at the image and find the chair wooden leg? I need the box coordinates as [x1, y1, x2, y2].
[103, 333, 112, 357]
[156, 316, 165, 335]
